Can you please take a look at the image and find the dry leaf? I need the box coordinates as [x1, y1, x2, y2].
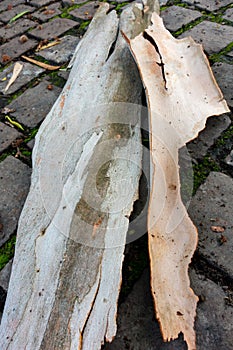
[1, 107, 15, 114]
[19, 35, 28, 43]
[43, 9, 55, 15]
[5, 115, 24, 131]
[219, 234, 227, 244]
[21, 55, 61, 70]
[211, 225, 225, 233]
[2, 54, 11, 63]
[125, 12, 229, 350]
[36, 39, 61, 52]
[4, 62, 23, 92]
[11, 138, 24, 148]
[9, 10, 30, 24]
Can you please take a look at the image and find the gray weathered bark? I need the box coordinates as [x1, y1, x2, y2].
[0, 1, 159, 350]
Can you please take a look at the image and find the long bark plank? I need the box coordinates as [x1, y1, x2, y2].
[125, 12, 229, 350]
[0, 2, 159, 349]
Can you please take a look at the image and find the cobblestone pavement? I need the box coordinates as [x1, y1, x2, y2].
[0, 0, 232, 349]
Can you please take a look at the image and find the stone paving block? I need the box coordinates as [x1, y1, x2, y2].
[0, 19, 36, 41]
[223, 8, 233, 22]
[70, 2, 100, 21]
[179, 21, 233, 54]
[0, 0, 25, 13]
[181, 0, 233, 12]
[0, 156, 31, 246]
[187, 114, 231, 159]
[37, 35, 80, 65]
[29, 17, 79, 41]
[32, 2, 62, 22]
[0, 122, 22, 153]
[30, 0, 55, 7]
[105, 268, 233, 350]
[189, 172, 233, 278]
[0, 61, 45, 95]
[0, 4, 34, 24]
[161, 5, 202, 32]
[0, 36, 38, 65]
[0, 259, 12, 291]
[212, 62, 233, 108]
[190, 269, 233, 350]
[7, 80, 62, 127]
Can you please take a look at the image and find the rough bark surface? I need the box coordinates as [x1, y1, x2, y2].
[125, 13, 229, 350]
[0, 2, 159, 349]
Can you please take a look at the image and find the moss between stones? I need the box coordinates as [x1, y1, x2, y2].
[214, 125, 233, 147]
[193, 155, 220, 194]
[167, 0, 185, 6]
[207, 13, 225, 24]
[23, 126, 39, 143]
[0, 123, 39, 165]
[0, 235, 16, 271]
[48, 71, 66, 88]
[6, 88, 25, 104]
[170, 3, 233, 38]
[79, 20, 91, 31]
[115, 2, 130, 13]
[33, 55, 55, 65]
[52, 2, 90, 21]
[0, 152, 10, 163]
[176, 2, 189, 8]
[160, 5, 169, 12]
[62, 1, 90, 15]
[209, 41, 233, 64]
[20, 149, 32, 157]
[173, 16, 205, 36]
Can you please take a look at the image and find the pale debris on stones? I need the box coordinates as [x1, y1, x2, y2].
[124, 12, 229, 350]
[4, 62, 23, 92]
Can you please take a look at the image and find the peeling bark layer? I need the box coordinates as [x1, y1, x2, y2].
[125, 13, 229, 350]
[0, 2, 159, 350]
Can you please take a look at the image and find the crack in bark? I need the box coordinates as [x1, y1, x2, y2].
[80, 263, 102, 349]
[105, 26, 120, 62]
[142, 31, 167, 90]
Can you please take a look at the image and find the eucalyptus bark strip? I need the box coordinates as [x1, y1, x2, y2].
[125, 13, 229, 350]
[0, 2, 159, 349]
